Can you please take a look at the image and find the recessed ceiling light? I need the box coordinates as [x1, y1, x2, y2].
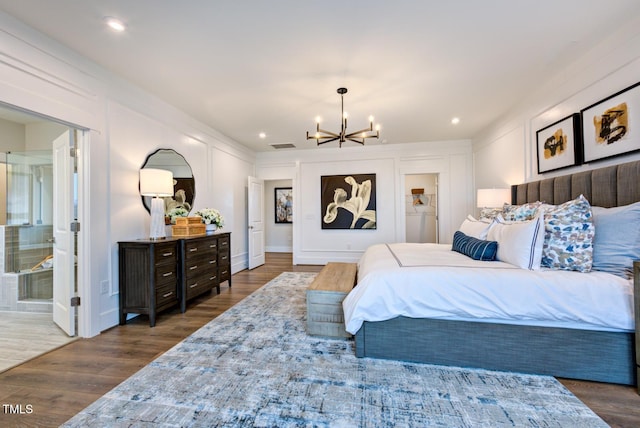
[451, 117, 460, 125]
[259, 132, 266, 139]
[104, 17, 126, 32]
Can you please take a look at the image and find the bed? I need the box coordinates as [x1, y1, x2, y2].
[345, 160, 640, 385]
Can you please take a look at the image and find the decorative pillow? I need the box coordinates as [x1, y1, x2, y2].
[486, 213, 544, 270]
[591, 202, 640, 278]
[541, 194, 594, 272]
[502, 201, 542, 222]
[459, 215, 493, 240]
[479, 207, 503, 221]
[452, 231, 498, 261]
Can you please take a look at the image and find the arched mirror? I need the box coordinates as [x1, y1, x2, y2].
[140, 148, 195, 215]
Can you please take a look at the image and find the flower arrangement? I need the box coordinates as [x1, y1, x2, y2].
[167, 207, 189, 224]
[194, 208, 224, 229]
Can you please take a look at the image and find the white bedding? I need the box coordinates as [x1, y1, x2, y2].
[342, 243, 634, 334]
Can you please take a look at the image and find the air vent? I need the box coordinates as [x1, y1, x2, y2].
[269, 143, 296, 149]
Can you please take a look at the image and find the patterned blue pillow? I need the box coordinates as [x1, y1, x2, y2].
[452, 231, 498, 261]
[540, 194, 594, 272]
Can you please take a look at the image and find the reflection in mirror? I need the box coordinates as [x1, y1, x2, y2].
[140, 149, 195, 215]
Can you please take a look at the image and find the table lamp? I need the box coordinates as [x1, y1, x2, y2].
[477, 188, 510, 208]
[140, 168, 174, 240]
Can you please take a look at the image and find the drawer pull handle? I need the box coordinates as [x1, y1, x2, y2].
[209, 244, 216, 248]
[209, 260, 216, 264]
[190, 265, 198, 270]
[162, 292, 173, 298]
[221, 270, 228, 275]
[162, 252, 173, 257]
[189, 248, 198, 252]
[189, 283, 198, 288]
[162, 272, 173, 277]
[210, 276, 216, 280]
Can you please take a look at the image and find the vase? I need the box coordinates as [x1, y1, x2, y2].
[206, 224, 217, 232]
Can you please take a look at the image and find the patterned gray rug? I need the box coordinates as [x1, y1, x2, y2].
[64, 272, 607, 427]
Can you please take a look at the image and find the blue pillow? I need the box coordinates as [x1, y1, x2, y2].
[452, 231, 498, 261]
[592, 202, 640, 278]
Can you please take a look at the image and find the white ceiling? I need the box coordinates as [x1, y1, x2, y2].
[1, 1, 640, 152]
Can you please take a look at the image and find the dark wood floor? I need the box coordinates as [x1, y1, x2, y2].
[0, 253, 638, 427]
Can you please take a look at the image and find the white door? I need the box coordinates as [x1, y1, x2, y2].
[247, 176, 265, 269]
[52, 130, 76, 336]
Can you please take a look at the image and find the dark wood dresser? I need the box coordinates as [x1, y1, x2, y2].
[119, 232, 232, 326]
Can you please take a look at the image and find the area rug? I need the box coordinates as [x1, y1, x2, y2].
[64, 272, 607, 427]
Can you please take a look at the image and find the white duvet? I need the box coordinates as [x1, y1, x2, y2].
[342, 243, 634, 334]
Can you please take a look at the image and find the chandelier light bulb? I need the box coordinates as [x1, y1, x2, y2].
[315, 116, 321, 124]
[104, 17, 126, 32]
[343, 112, 349, 119]
[368, 115, 374, 123]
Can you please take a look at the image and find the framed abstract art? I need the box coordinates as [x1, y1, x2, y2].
[581, 81, 640, 163]
[274, 187, 292, 223]
[535, 113, 581, 174]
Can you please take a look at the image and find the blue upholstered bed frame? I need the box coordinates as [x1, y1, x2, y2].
[354, 160, 640, 385]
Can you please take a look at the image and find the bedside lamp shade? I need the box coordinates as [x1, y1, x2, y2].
[140, 168, 174, 239]
[477, 188, 510, 208]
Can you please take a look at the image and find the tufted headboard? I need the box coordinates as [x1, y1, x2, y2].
[511, 160, 640, 208]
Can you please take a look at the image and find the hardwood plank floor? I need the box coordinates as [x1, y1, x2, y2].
[0, 253, 638, 427]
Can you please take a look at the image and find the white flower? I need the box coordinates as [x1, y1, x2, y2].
[194, 208, 224, 228]
[167, 207, 188, 224]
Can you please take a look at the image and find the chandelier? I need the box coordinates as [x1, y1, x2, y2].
[306, 87, 380, 147]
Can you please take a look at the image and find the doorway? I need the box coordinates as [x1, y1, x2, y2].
[265, 179, 293, 253]
[0, 106, 79, 372]
[405, 174, 438, 243]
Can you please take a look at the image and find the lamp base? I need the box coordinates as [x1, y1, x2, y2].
[149, 197, 167, 240]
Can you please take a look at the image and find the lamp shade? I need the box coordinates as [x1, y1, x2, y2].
[477, 188, 510, 208]
[140, 168, 174, 197]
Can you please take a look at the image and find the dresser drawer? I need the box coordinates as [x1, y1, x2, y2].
[154, 242, 177, 266]
[219, 265, 231, 282]
[218, 251, 230, 266]
[185, 271, 216, 300]
[184, 255, 216, 280]
[155, 263, 177, 287]
[155, 282, 178, 308]
[218, 236, 230, 251]
[184, 237, 218, 260]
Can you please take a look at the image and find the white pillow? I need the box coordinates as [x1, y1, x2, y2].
[459, 215, 492, 239]
[486, 213, 544, 270]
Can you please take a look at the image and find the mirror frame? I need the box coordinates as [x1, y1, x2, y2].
[139, 148, 195, 215]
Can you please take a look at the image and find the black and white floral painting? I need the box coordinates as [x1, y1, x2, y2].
[321, 174, 376, 229]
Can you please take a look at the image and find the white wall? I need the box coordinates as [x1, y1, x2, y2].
[265, 179, 293, 252]
[0, 11, 255, 336]
[474, 14, 640, 193]
[256, 140, 472, 265]
[0, 118, 25, 152]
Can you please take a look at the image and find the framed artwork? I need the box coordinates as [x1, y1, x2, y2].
[274, 187, 292, 223]
[535, 113, 581, 174]
[581, 81, 640, 163]
[321, 174, 376, 229]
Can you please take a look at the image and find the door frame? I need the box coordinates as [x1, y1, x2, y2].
[398, 171, 441, 244]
